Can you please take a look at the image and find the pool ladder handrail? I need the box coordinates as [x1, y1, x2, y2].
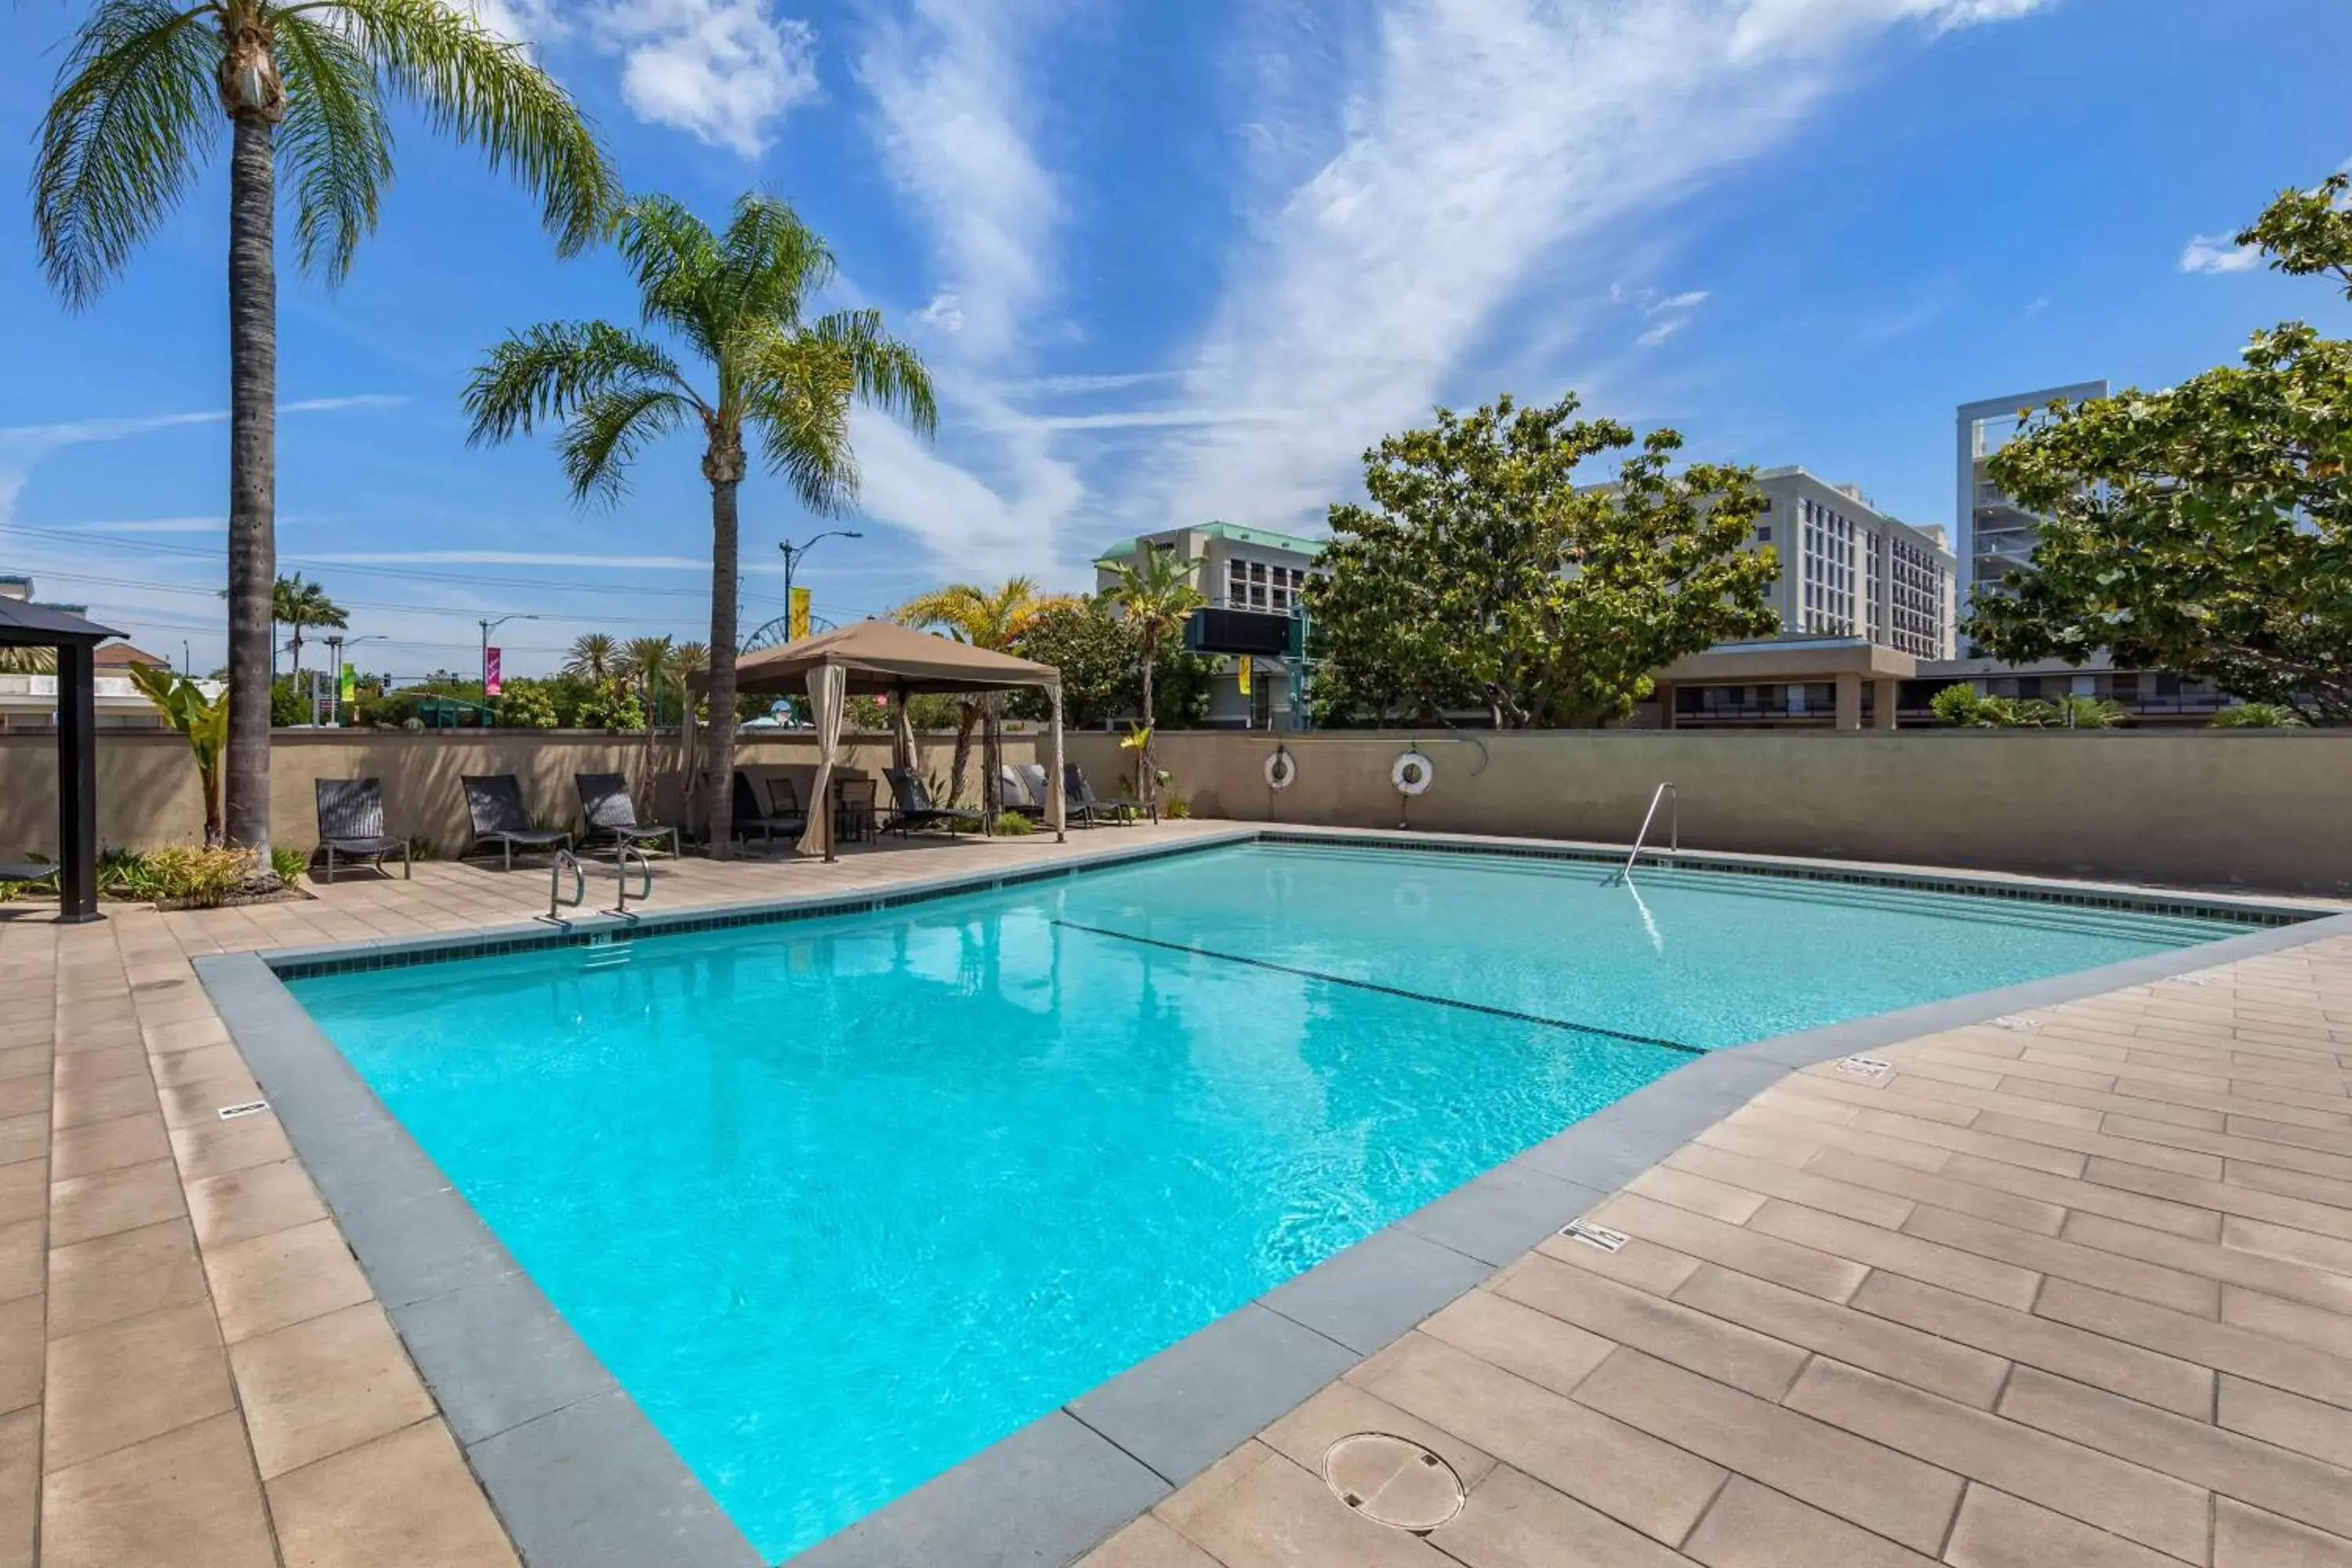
[539, 848, 587, 924]
[610, 844, 654, 920]
[1611, 782, 1679, 884]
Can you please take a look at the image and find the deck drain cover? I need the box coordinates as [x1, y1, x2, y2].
[1322, 1432, 1464, 1532]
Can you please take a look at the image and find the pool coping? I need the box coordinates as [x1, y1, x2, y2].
[189, 828, 2352, 1568]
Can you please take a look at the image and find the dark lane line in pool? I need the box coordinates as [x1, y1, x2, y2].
[1050, 918, 1705, 1057]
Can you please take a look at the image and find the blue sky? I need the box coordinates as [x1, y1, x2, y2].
[1, 0, 2343, 677]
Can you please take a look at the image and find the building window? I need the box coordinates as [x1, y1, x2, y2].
[1801, 499, 1856, 635]
[1755, 524, 1771, 544]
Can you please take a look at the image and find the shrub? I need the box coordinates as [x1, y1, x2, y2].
[1163, 797, 1193, 819]
[2212, 702, 2307, 728]
[271, 846, 311, 885]
[995, 811, 1037, 836]
[143, 845, 254, 906]
[1929, 684, 1987, 726]
[495, 681, 561, 729]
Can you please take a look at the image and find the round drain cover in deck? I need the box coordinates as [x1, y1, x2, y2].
[1321, 1432, 1465, 1531]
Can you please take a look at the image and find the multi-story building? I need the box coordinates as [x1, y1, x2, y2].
[1093, 522, 1325, 729]
[1954, 382, 2107, 638]
[0, 573, 180, 732]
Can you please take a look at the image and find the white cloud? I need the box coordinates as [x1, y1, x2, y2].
[1146, 0, 2049, 530]
[1650, 289, 1711, 312]
[470, 0, 819, 157]
[299, 551, 711, 569]
[2180, 233, 2261, 275]
[44, 516, 227, 534]
[1637, 319, 1689, 348]
[913, 292, 966, 334]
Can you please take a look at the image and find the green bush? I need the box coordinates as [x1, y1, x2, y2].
[1163, 797, 1193, 819]
[2212, 702, 2307, 728]
[271, 846, 310, 885]
[495, 680, 561, 728]
[96, 846, 256, 906]
[995, 811, 1037, 836]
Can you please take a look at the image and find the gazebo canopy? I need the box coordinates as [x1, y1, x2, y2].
[718, 619, 1061, 697]
[0, 597, 123, 924]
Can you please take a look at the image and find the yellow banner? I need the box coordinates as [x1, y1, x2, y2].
[789, 586, 812, 641]
[1236, 655, 1252, 696]
[339, 662, 356, 703]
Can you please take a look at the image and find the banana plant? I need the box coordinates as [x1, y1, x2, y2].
[127, 663, 228, 847]
[1118, 723, 1156, 802]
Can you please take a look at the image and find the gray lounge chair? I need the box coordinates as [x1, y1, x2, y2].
[732, 771, 808, 852]
[0, 863, 54, 890]
[997, 764, 1040, 815]
[461, 775, 572, 871]
[575, 773, 681, 858]
[1064, 764, 1147, 825]
[883, 769, 985, 837]
[315, 779, 411, 884]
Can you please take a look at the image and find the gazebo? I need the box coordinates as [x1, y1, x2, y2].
[702, 619, 1066, 861]
[0, 597, 122, 923]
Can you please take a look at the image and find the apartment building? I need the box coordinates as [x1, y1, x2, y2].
[1094, 522, 1324, 729]
[1954, 381, 2108, 638]
[0, 574, 180, 732]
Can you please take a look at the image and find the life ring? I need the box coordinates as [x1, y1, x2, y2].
[1392, 749, 1435, 796]
[1265, 746, 1298, 791]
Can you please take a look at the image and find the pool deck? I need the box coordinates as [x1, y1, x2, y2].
[3, 822, 2351, 1566]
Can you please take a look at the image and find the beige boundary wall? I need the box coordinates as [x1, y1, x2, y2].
[1059, 728, 2352, 896]
[0, 729, 1046, 859]
[6, 727, 2345, 895]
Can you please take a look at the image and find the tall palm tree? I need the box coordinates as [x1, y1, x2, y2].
[466, 193, 936, 855]
[616, 634, 674, 802]
[34, 0, 614, 861]
[1103, 549, 1206, 811]
[895, 576, 1042, 807]
[563, 631, 618, 684]
[0, 648, 59, 676]
[273, 572, 346, 684]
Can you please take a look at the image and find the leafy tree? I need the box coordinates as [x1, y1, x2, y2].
[126, 662, 227, 845]
[272, 572, 345, 682]
[492, 679, 559, 728]
[466, 194, 936, 853]
[563, 632, 618, 684]
[1308, 392, 1780, 729]
[35, 0, 614, 859]
[895, 577, 1045, 807]
[1102, 550, 1207, 809]
[1968, 172, 2352, 723]
[1007, 597, 1129, 728]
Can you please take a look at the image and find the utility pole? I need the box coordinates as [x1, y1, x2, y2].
[478, 615, 536, 710]
[779, 530, 862, 631]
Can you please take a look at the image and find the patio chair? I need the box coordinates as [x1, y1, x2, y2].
[314, 779, 411, 885]
[0, 862, 54, 890]
[1064, 764, 1147, 826]
[574, 774, 681, 860]
[832, 777, 879, 844]
[882, 769, 985, 838]
[731, 771, 808, 852]
[997, 764, 1040, 815]
[460, 775, 572, 872]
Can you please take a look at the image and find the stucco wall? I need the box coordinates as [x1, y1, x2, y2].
[0, 729, 1044, 858]
[1061, 728, 2351, 895]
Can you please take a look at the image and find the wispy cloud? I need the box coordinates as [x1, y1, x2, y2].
[2180, 232, 2261, 274]
[1637, 318, 1690, 349]
[40, 516, 227, 534]
[297, 550, 711, 569]
[1146, 0, 2051, 531]
[0, 394, 404, 455]
[996, 370, 1188, 397]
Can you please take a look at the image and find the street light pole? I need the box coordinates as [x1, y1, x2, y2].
[323, 635, 387, 727]
[478, 614, 536, 707]
[778, 529, 863, 634]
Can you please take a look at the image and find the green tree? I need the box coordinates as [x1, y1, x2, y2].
[0, 648, 57, 675]
[466, 194, 936, 852]
[895, 578, 1045, 807]
[1308, 391, 1780, 729]
[1969, 172, 2352, 723]
[272, 572, 345, 684]
[492, 678, 559, 728]
[34, 0, 614, 860]
[126, 662, 228, 845]
[1009, 597, 1133, 728]
[562, 631, 618, 684]
[1102, 550, 1207, 809]
[617, 635, 675, 802]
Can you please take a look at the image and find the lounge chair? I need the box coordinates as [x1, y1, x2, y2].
[461, 775, 572, 872]
[0, 862, 54, 890]
[997, 764, 1040, 815]
[883, 769, 985, 837]
[832, 777, 878, 844]
[315, 779, 412, 884]
[1064, 764, 1148, 826]
[731, 771, 808, 852]
[575, 774, 681, 860]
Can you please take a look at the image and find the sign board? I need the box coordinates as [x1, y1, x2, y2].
[1236, 655, 1253, 696]
[339, 662, 356, 704]
[789, 586, 812, 642]
[485, 648, 503, 697]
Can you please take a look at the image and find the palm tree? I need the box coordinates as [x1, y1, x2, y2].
[895, 577, 1042, 807]
[466, 193, 936, 855]
[617, 634, 674, 803]
[563, 632, 618, 684]
[273, 572, 346, 684]
[34, 0, 614, 861]
[0, 648, 58, 676]
[1103, 550, 1206, 811]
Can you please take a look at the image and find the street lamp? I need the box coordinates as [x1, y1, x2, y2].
[321, 634, 388, 726]
[478, 614, 536, 703]
[779, 530, 862, 630]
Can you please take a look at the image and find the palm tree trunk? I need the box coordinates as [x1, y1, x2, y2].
[949, 703, 978, 804]
[702, 450, 744, 857]
[1139, 641, 1157, 811]
[223, 110, 276, 857]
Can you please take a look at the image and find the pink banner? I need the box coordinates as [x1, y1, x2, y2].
[485, 648, 503, 697]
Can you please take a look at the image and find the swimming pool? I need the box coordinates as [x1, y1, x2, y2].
[285, 840, 2253, 1560]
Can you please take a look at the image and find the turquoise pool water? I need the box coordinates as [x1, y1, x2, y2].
[286, 842, 2249, 1559]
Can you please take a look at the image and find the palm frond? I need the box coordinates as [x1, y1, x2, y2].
[557, 383, 693, 505]
[31, 0, 219, 307]
[464, 320, 699, 442]
[327, 0, 617, 254]
[741, 353, 857, 515]
[273, 9, 394, 281]
[720, 193, 833, 330]
[612, 194, 729, 358]
[807, 307, 939, 438]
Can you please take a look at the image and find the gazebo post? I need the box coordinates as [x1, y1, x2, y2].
[56, 640, 100, 924]
[1050, 683, 1066, 844]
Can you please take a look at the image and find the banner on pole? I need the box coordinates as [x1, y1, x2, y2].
[339, 662, 356, 704]
[789, 586, 812, 642]
[485, 648, 503, 697]
[1236, 655, 1253, 696]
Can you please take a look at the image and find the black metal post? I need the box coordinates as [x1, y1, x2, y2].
[56, 641, 100, 924]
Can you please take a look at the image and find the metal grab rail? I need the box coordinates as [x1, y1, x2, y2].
[612, 844, 654, 918]
[540, 848, 586, 924]
[1611, 782, 1679, 884]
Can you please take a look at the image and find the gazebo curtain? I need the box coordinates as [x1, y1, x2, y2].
[891, 684, 917, 775]
[797, 663, 848, 857]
